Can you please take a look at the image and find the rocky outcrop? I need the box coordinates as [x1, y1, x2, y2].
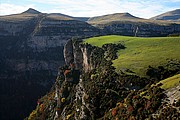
[64, 40, 126, 73]
[64, 40, 74, 65]
[80, 45, 92, 72]
[64, 40, 95, 72]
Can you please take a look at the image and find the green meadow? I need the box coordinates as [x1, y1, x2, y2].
[85, 35, 180, 76]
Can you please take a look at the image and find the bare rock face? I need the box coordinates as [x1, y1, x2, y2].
[80, 46, 92, 72]
[64, 40, 74, 65]
[64, 40, 84, 70]
[0, 16, 37, 36]
[72, 41, 84, 70]
[64, 40, 94, 72]
[0, 13, 101, 72]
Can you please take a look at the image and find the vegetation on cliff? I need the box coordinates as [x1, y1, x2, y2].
[27, 36, 180, 120]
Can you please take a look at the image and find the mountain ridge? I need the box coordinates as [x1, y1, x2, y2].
[1, 8, 180, 23]
[88, 12, 142, 22]
[150, 9, 180, 21]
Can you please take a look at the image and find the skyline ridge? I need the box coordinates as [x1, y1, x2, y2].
[1, 7, 180, 21]
[0, 0, 180, 18]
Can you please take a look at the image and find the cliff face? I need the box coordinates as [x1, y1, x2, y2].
[0, 15, 37, 36]
[0, 12, 101, 71]
[64, 40, 95, 72]
[0, 13, 101, 120]
[89, 21, 180, 37]
[28, 16, 101, 52]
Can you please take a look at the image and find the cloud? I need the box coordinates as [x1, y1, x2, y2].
[31, 0, 179, 18]
[0, 3, 35, 15]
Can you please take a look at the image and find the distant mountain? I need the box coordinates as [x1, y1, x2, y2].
[46, 13, 74, 20]
[47, 13, 89, 21]
[22, 8, 89, 21]
[87, 12, 180, 37]
[22, 8, 41, 14]
[88, 12, 141, 24]
[150, 9, 180, 21]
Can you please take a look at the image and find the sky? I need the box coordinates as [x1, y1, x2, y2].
[0, 0, 179, 18]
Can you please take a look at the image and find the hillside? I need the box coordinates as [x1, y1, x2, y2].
[158, 74, 180, 105]
[150, 9, 180, 22]
[47, 13, 89, 21]
[26, 38, 180, 120]
[85, 35, 180, 76]
[158, 73, 180, 90]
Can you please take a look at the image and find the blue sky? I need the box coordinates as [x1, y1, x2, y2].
[0, 0, 179, 18]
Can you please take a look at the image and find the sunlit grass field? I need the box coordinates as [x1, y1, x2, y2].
[158, 74, 180, 90]
[85, 35, 180, 76]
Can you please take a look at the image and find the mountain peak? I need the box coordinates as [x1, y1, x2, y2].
[23, 8, 41, 14]
[88, 12, 140, 23]
[113, 12, 138, 18]
[121, 12, 133, 17]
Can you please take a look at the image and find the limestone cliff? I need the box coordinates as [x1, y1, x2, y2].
[64, 39, 95, 72]
[88, 21, 180, 37]
[0, 12, 101, 72]
[0, 11, 101, 120]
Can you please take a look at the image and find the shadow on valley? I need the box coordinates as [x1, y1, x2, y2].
[0, 70, 55, 120]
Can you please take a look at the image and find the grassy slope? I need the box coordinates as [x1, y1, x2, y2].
[0, 13, 38, 22]
[159, 74, 180, 90]
[85, 35, 180, 76]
